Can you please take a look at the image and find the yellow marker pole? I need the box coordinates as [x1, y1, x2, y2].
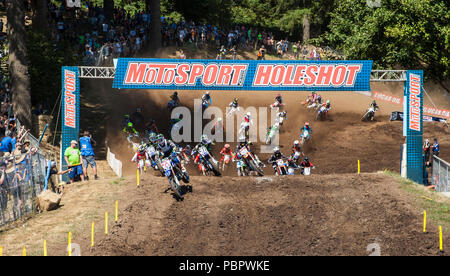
[423, 211, 427, 233]
[0, 246, 3, 256]
[23, 247, 26, 256]
[91, 222, 95, 247]
[44, 240, 47, 256]
[68, 232, 72, 256]
[105, 212, 108, 235]
[358, 160, 360, 174]
[439, 226, 443, 251]
[115, 201, 118, 222]
[137, 169, 140, 186]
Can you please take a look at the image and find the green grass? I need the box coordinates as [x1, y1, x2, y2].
[385, 170, 450, 231]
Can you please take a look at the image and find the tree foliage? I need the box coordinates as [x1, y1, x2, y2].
[324, 0, 450, 80]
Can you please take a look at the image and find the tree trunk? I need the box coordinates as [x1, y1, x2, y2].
[148, 0, 162, 53]
[104, 0, 114, 21]
[146, 0, 151, 13]
[302, 13, 310, 43]
[31, 0, 48, 33]
[7, 0, 32, 128]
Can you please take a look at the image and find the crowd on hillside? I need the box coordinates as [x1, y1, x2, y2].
[43, 2, 341, 65]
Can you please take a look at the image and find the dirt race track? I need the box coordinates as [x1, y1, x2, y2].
[81, 173, 449, 256]
[61, 80, 450, 256]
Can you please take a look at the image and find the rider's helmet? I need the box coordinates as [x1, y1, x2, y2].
[128, 122, 133, 127]
[246, 112, 251, 117]
[304, 156, 309, 162]
[224, 144, 230, 149]
[158, 138, 168, 148]
[174, 91, 178, 96]
[124, 114, 130, 118]
[273, 147, 280, 153]
[217, 117, 222, 122]
[233, 97, 238, 103]
[294, 140, 300, 145]
[138, 145, 146, 153]
[206, 91, 210, 95]
[248, 141, 253, 146]
[327, 100, 330, 104]
[305, 122, 310, 127]
[312, 91, 316, 95]
[201, 134, 209, 143]
[136, 108, 142, 112]
[372, 100, 377, 106]
[277, 94, 281, 97]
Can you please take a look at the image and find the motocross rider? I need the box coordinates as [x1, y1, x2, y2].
[123, 122, 138, 142]
[130, 108, 144, 127]
[229, 98, 239, 109]
[275, 94, 283, 106]
[144, 119, 158, 134]
[170, 91, 181, 106]
[277, 110, 287, 123]
[220, 144, 234, 164]
[236, 140, 264, 167]
[370, 100, 379, 111]
[299, 156, 315, 174]
[300, 122, 312, 137]
[268, 147, 288, 174]
[291, 140, 303, 161]
[131, 144, 151, 169]
[202, 91, 212, 106]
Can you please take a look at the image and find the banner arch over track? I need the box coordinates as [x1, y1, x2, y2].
[61, 59, 422, 184]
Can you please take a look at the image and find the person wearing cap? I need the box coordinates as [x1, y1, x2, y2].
[79, 131, 98, 180]
[64, 140, 84, 183]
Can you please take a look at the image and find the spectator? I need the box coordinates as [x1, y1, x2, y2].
[64, 140, 84, 183]
[423, 139, 431, 165]
[0, 133, 13, 156]
[79, 130, 98, 180]
[47, 161, 72, 193]
[432, 138, 439, 157]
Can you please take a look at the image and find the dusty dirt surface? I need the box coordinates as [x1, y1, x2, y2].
[65, 173, 449, 256]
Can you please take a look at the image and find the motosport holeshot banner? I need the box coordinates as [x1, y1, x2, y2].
[112, 58, 373, 91]
[61, 66, 80, 181]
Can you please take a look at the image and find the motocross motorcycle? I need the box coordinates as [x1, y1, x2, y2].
[160, 157, 185, 200]
[265, 122, 279, 144]
[237, 146, 264, 176]
[196, 145, 221, 176]
[316, 105, 328, 121]
[274, 158, 288, 176]
[300, 129, 311, 145]
[361, 107, 377, 122]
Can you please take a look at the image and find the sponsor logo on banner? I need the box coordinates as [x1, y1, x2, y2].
[373, 91, 449, 119]
[64, 70, 77, 128]
[113, 59, 373, 91]
[252, 64, 362, 87]
[408, 74, 421, 132]
[123, 62, 248, 86]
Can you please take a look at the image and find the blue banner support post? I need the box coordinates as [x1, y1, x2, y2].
[38, 124, 48, 146]
[403, 70, 424, 184]
[61, 67, 80, 183]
